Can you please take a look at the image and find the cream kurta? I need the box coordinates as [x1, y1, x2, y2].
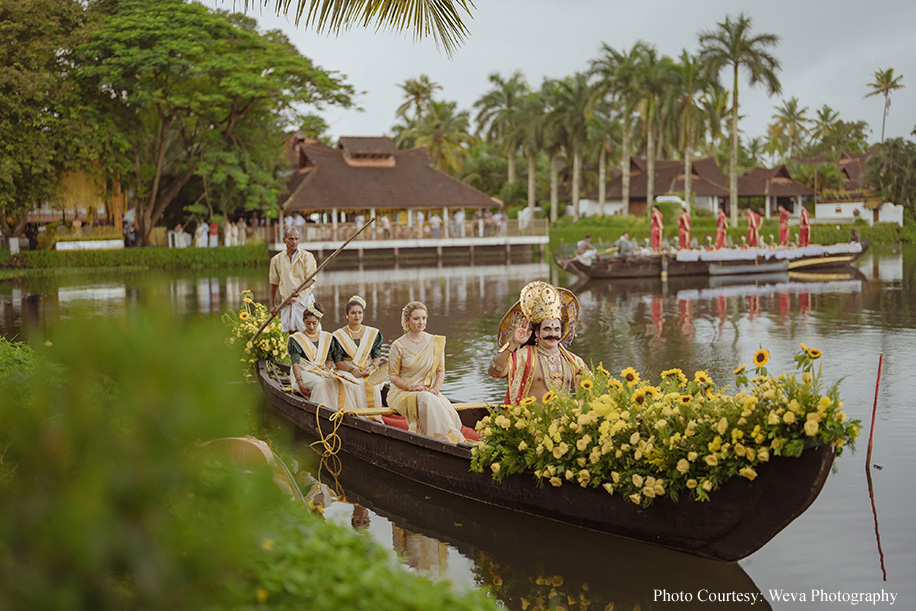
[269, 248, 317, 332]
[387, 335, 464, 444]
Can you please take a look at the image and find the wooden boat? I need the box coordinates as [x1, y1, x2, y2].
[258, 360, 837, 562]
[556, 239, 869, 280]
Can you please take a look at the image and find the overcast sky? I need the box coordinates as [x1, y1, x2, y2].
[213, 0, 915, 148]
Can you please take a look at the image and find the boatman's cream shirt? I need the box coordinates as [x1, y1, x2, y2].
[269, 248, 317, 305]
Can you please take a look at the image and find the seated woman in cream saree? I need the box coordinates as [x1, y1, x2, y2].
[387, 301, 465, 444]
[329, 295, 383, 413]
[288, 302, 345, 410]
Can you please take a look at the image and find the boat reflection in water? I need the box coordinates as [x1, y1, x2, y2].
[288, 439, 771, 611]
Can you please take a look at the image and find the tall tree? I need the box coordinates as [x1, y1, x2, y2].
[865, 68, 905, 143]
[256, 0, 474, 55]
[543, 74, 592, 221]
[77, 0, 353, 245]
[768, 97, 809, 159]
[0, 0, 99, 238]
[517, 90, 546, 211]
[636, 49, 674, 214]
[591, 41, 652, 214]
[401, 100, 474, 173]
[863, 137, 916, 214]
[396, 75, 442, 122]
[699, 13, 781, 226]
[473, 71, 529, 185]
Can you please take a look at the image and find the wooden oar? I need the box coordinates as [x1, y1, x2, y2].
[251, 218, 375, 342]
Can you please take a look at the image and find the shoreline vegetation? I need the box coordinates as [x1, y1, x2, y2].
[0, 323, 498, 610]
[2, 218, 912, 279]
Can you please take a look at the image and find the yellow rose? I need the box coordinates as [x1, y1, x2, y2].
[629, 493, 642, 505]
[804, 420, 819, 436]
[565, 469, 574, 480]
[783, 411, 796, 424]
[630, 432, 640, 445]
[739, 467, 758, 481]
[491, 462, 501, 474]
[518, 441, 528, 451]
[602, 483, 614, 494]
[549, 477, 562, 487]
[632, 474, 644, 487]
[687, 451, 698, 462]
[686, 479, 698, 489]
[757, 448, 770, 462]
[837, 411, 847, 423]
[701, 480, 713, 492]
[745, 448, 756, 461]
[704, 455, 718, 466]
[717, 417, 728, 435]
[768, 411, 781, 425]
[676, 459, 690, 474]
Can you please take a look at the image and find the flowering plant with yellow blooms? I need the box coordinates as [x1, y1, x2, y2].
[224, 290, 287, 379]
[470, 347, 860, 507]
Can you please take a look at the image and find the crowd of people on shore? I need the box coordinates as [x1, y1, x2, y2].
[269, 227, 588, 446]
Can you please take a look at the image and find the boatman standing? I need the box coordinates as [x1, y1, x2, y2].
[488, 281, 588, 406]
[269, 227, 317, 333]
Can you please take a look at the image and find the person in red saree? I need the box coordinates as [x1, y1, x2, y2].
[677, 207, 691, 250]
[778, 204, 790, 246]
[746, 209, 761, 247]
[799, 206, 811, 247]
[650, 204, 664, 250]
[488, 282, 588, 406]
[715, 206, 728, 249]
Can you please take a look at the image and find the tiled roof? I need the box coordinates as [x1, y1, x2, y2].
[282, 138, 497, 211]
[591, 156, 728, 200]
[738, 165, 814, 197]
[338, 137, 397, 158]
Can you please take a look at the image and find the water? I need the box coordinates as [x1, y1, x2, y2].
[3, 244, 914, 609]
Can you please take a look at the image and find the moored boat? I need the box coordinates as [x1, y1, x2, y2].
[556, 239, 869, 280]
[258, 359, 836, 562]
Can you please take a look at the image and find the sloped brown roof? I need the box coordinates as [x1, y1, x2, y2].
[282, 138, 497, 211]
[738, 165, 814, 197]
[590, 156, 728, 200]
[339, 137, 397, 158]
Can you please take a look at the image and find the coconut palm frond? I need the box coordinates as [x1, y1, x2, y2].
[257, 0, 474, 55]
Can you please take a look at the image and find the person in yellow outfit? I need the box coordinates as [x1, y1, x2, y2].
[387, 301, 465, 443]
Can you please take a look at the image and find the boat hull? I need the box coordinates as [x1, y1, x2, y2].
[259, 361, 835, 562]
[556, 240, 869, 280]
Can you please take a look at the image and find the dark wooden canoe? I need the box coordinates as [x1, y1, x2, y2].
[555, 239, 869, 280]
[258, 360, 836, 562]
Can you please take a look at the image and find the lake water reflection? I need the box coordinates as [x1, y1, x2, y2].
[2, 244, 914, 609]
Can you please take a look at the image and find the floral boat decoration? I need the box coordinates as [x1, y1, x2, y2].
[471, 346, 860, 507]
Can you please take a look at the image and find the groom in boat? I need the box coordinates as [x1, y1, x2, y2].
[488, 281, 588, 406]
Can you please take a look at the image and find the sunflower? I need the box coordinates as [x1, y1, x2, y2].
[239, 289, 253, 296]
[753, 348, 769, 367]
[679, 394, 692, 405]
[693, 370, 711, 384]
[541, 390, 555, 403]
[620, 367, 640, 386]
[806, 347, 822, 359]
[580, 379, 594, 391]
[800, 342, 808, 352]
[596, 364, 611, 376]
[243, 297, 253, 304]
[239, 311, 250, 320]
[520, 396, 536, 406]
[661, 368, 683, 379]
[607, 377, 623, 389]
[632, 389, 648, 406]
[733, 364, 746, 375]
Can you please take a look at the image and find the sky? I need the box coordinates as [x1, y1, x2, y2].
[212, 0, 916, 147]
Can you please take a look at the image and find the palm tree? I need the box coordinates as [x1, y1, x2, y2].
[517, 90, 546, 211]
[636, 48, 674, 214]
[699, 13, 781, 226]
[865, 68, 905, 143]
[473, 71, 529, 184]
[400, 100, 474, 173]
[668, 50, 716, 212]
[745, 136, 765, 166]
[396, 75, 442, 122]
[809, 105, 839, 148]
[261, 0, 474, 55]
[543, 74, 593, 221]
[538, 79, 568, 222]
[591, 41, 652, 214]
[768, 97, 809, 159]
[585, 100, 620, 214]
